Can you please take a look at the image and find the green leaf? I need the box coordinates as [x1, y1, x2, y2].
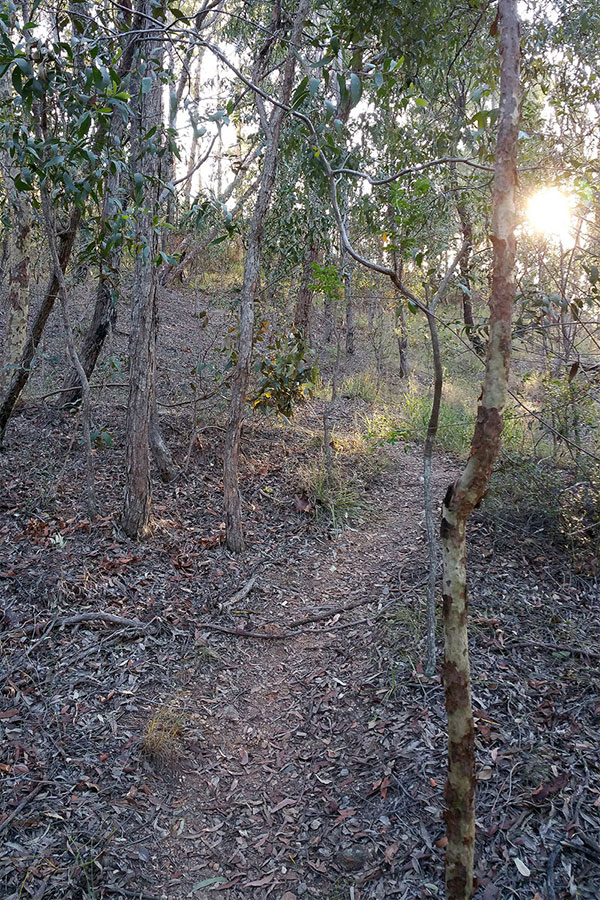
[349, 73, 362, 107]
[141, 76, 152, 95]
[14, 57, 34, 77]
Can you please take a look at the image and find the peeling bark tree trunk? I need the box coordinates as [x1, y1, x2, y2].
[0, 9, 32, 393]
[2, 198, 31, 392]
[294, 240, 318, 340]
[324, 294, 335, 344]
[440, 4, 520, 898]
[121, 4, 164, 539]
[224, 0, 310, 553]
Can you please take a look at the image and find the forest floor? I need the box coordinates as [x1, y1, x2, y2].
[1, 282, 599, 900]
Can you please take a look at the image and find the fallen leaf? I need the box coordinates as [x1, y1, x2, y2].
[514, 857, 531, 877]
[384, 841, 400, 864]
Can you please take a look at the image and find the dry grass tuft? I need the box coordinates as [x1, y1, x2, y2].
[141, 703, 185, 764]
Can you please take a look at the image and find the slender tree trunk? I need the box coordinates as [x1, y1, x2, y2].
[424, 305, 442, 676]
[440, 4, 520, 897]
[294, 240, 318, 339]
[41, 195, 97, 517]
[455, 190, 485, 357]
[121, 3, 164, 539]
[0, 2, 32, 394]
[396, 302, 408, 377]
[324, 294, 335, 343]
[149, 301, 177, 482]
[0, 208, 81, 445]
[60, 113, 126, 408]
[344, 256, 355, 355]
[224, 0, 310, 552]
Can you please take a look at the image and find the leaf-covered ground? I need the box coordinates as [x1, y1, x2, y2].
[1, 284, 599, 900]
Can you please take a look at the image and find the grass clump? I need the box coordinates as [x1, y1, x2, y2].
[141, 703, 185, 764]
[340, 372, 379, 403]
[397, 380, 475, 457]
[298, 461, 365, 526]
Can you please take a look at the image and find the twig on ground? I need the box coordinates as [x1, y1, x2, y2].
[547, 840, 561, 900]
[0, 780, 47, 836]
[507, 638, 600, 662]
[288, 593, 380, 627]
[222, 574, 258, 608]
[198, 622, 299, 640]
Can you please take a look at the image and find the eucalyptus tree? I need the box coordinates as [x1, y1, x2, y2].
[0, 4, 32, 394]
[223, 0, 312, 553]
[121, 0, 169, 539]
[0, 0, 140, 446]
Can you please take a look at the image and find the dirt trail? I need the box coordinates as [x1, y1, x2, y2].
[155, 447, 458, 900]
[2, 398, 598, 900]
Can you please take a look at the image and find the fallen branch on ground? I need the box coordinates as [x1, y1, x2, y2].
[507, 639, 600, 662]
[222, 574, 258, 608]
[9, 611, 150, 637]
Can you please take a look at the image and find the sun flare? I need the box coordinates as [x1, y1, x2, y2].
[526, 187, 574, 246]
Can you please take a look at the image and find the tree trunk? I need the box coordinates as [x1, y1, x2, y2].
[344, 256, 355, 355]
[440, 4, 520, 898]
[0, 208, 81, 445]
[41, 194, 97, 518]
[324, 294, 335, 343]
[121, 2, 164, 540]
[455, 192, 485, 357]
[395, 302, 408, 377]
[60, 112, 126, 408]
[423, 306, 442, 676]
[224, 0, 310, 552]
[294, 241, 318, 339]
[149, 302, 177, 483]
[2, 199, 31, 392]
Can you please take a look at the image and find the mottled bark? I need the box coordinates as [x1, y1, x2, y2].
[324, 294, 335, 344]
[224, 0, 311, 552]
[121, 3, 164, 539]
[2, 199, 31, 391]
[440, 3, 520, 898]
